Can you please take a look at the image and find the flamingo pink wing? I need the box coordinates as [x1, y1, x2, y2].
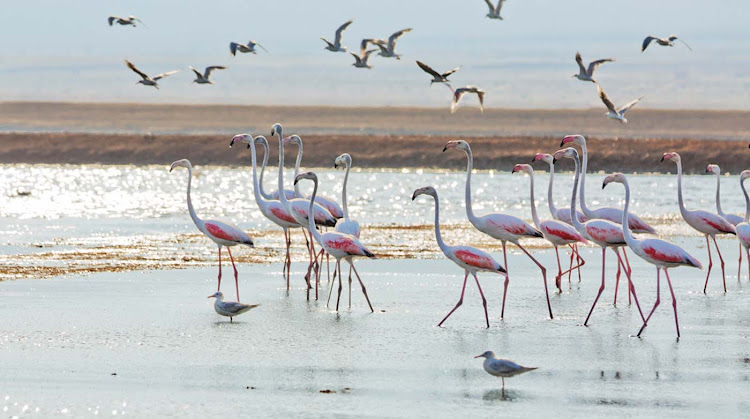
[455, 249, 496, 270]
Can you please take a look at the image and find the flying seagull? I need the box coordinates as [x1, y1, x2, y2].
[124, 60, 179, 88]
[372, 28, 412, 60]
[484, 0, 506, 20]
[474, 351, 537, 388]
[642, 35, 692, 52]
[229, 40, 268, 56]
[597, 85, 644, 124]
[416, 61, 460, 84]
[321, 19, 354, 53]
[190, 65, 227, 84]
[108, 15, 144, 27]
[573, 52, 615, 83]
[208, 292, 259, 323]
[351, 49, 378, 69]
[451, 85, 485, 113]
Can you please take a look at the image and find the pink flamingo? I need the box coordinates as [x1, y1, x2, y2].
[271, 123, 337, 299]
[661, 152, 736, 293]
[735, 170, 750, 281]
[284, 135, 344, 219]
[230, 134, 301, 289]
[706, 164, 744, 279]
[603, 173, 702, 338]
[412, 186, 507, 327]
[554, 148, 645, 325]
[295, 171, 374, 312]
[443, 140, 552, 319]
[334, 153, 361, 307]
[511, 164, 587, 291]
[169, 159, 254, 301]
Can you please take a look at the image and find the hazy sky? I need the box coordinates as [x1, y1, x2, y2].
[1, 0, 749, 109]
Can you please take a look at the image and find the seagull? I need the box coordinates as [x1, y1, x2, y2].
[108, 15, 144, 27]
[484, 0, 506, 20]
[190, 65, 227, 84]
[372, 28, 412, 60]
[450, 85, 485, 113]
[351, 49, 378, 69]
[642, 35, 692, 52]
[474, 351, 537, 388]
[124, 60, 179, 89]
[416, 61, 460, 84]
[229, 40, 268, 56]
[208, 292, 259, 323]
[321, 19, 354, 53]
[597, 85, 644, 124]
[573, 52, 615, 83]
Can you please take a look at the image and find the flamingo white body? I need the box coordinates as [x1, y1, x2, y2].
[169, 159, 254, 301]
[572, 52, 615, 83]
[483, 0, 506, 19]
[335, 153, 361, 307]
[707, 164, 745, 279]
[230, 40, 268, 56]
[554, 148, 645, 325]
[372, 28, 412, 59]
[443, 140, 552, 320]
[642, 35, 692, 52]
[284, 135, 344, 218]
[295, 172, 375, 312]
[451, 86, 485, 114]
[662, 152, 736, 293]
[603, 173, 701, 338]
[208, 292, 259, 323]
[252, 135, 297, 201]
[474, 351, 537, 388]
[412, 186, 507, 328]
[321, 19, 353, 52]
[512, 164, 587, 291]
[734, 171, 750, 281]
[190, 65, 226, 84]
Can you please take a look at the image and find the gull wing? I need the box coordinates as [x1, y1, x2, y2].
[229, 42, 239, 56]
[108, 16, 119, 26]
[451, 88, 467, 113]
[497, 0, 506, 13]
[476, 90, 485, 113]
[153, 70, 179, 81]
[669, 35, 692, 51]
[387, 28, 412, 51]
[248, 40, 268, 53]
[125, 60, 149, 80]
[362, 49, 378, 60]
[484, 0, 496, 13]
[204, 66, 227, 79]
[586, 58, 615, 76]
[189, 66, 203, 79]
[597, 85, 618, 114]
[575, 52, 586, 74]
[441, 65, 461, 78]
[334, 19, 354, 45]
[487, 358, 523, 375]
[641, 36, 657, 52]
[618, 96, 644, 116]
[350, 51, 361, 63]
[416, 61, 441, 78]
[320, 37, 335, 48]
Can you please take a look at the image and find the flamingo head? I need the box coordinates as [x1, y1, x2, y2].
[334, 153, 352, 170]
[229, 133, 253, 148]
[442, 140, 470, 153]
[253, 135, 268, 147]
[294, 171, 317, 185]
[411, 186, 437, 201]
[271, 123, 283, 137]
[168, 159, 191, 172]
[511, 164, 533, 175]
[474, 350, 495, 359]
[705, 164, 720, 175]
[560, 134, 585, 147]
[741, 170, 750, 183]
[660, 152, 680, 164]
[552, 147, 578, 164]
[207, 291, 223, 299]
[283, 135, 302, 146]
[531, 153, 553, 164]
[602, 172, 627, 189]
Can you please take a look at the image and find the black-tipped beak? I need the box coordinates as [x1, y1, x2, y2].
[559, 140, 565, 147]
[511, 168, 517, 174]
[334, 163, 339, 169]
[246, 144, 250, 149]
[660, 156, 665, 162]
[442, 146, 447, 152]
[530, 157, 536, 163]
[411, 192, 417, 201]
[294, 178, 300, 185]
[229, 139, 235, 147]
[748, 143, 750, 149]
[602, 182, 607, 190]
[552, 158, 558, 164]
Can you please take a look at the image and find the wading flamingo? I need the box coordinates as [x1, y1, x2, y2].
[706, 164, 744, 279]
[735, 170, 750, 281]
[283, 135, 344, 218]
[443, 140, 552, 319]
[295, 172, 375, 312]
[335, 153, 360, 307]
[253, 135, 296, 201]
[603, 173, 701, 338]
[661, 152, 736, 292]
[554, 148, 645, 325]
[412, 186, 507, 327]
[512, 164, 587, 291]
[230, 134, 301, 289]
[169, 159, 254, 301]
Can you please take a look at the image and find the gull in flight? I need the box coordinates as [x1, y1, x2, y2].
[190, 65, 227, 84]
[108, 15, 144, 27]
[484, 0, 506, 20]
[371, 28, 412, 60]
[124, 60, 179, 89]
[597, 85, 644, 124]
[642, 35, 692, 52]
[573, 52, 615, 83]
[351, 49, 378, 69]
[208, 292, 259, 323]
[229, 40, 268, 56]
[474, 351, 537, 388]
[450, 85, 485, 113]
[321, 19, 354, 53]
[416, 61, 460, 84]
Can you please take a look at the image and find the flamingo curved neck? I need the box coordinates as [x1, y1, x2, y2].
[429, 193, 449, 254]
[306, 178, 324, 243]
[674, 159, 690, 220]
[742, 178, 750, 223]
[462, 148, 478, 223]
[526, 171, 541, 229]
[578, 141, 594, 218]
[247, 139, 268, 208]
[276, 132, 290, 210]
[714, 172, 725, 217]
[620, 179, 637, 247]
[570, 154, 586, 235]
[184, 164, 204, 231]
[257, 139, 272, 200]
[293, 141, 303, 198]
[342, 161, 351, 222]
[546, 160, 558, 217]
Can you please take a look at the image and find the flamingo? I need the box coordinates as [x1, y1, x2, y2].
[706, 164, 744, 279]
[661, 152, 736, 293]
[735, 170, 750, 281]
[511, 164, 587, 291]
[335, 153, 360, 307]
[271, 123, 337, 299]
[295, 172, 375, 312]
[443, 140, 552, 319]
[169, 159, 254, 301]
[553, 148, 645, 326]
[412, 186, 507, 327]
[603, 173, 702, 338]
[252, 135, 296, 201]
[230, 134, 301, 289]
[283, 135, 344, 218]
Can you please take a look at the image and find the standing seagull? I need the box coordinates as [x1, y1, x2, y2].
[108, 15, 144, 27]
[125, 60, 179, 89]
[597, 85, 644, 124]
[483, 0, 507, 20]
[642, 35, 692, 52]
[351, 49, 378, 69]
[229, 40, 268, 56]
[474, 351, 536, 389]
[416, 61, 460, 84]
[372, 28, 412, 60]
[208, 292, 259, 323]
[321, 19, 353, 53]
[572, 52, 615, 83]
[190, 65, 227, 84]
[451, 86, 485, 114]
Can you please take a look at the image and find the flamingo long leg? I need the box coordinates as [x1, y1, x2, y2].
[227, 247, 240, 302]
[217, 245, 223, 292]
[351, 263, 374, 312]
[559, 245, 585, 281]
[711, 236, 727, 292]
[327, 263, 337, 307]
[554, 246, 562, 292]
[613, 251, 621, 307]
[336, 260, 343, 311]
[584, 248, 606, 326]
[737, 242, 742, 282]
[664, 269, 680, 338]
[637, 267, 661, 337]
[439, 272, 469, 327]
[516, 243, 553, 319]
[746, 247, 750, 282]
[472, 272, 490, 328]
[576, 244, 584, 282]
[703, 235, 713, 293]
[615, 248, 645, 322]
[622, 248, 632, 305]
[500, 241, 510, 319]
[567, 245, 575, 283]
[348, 264, 353, 309]
[283, 229, 291, 290]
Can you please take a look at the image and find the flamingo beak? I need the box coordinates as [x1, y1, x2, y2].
[411, 191, 418, 201]
[442, 146, 447, 152]
[660, 156, 665, 162]
[229, 139, 235, 147]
